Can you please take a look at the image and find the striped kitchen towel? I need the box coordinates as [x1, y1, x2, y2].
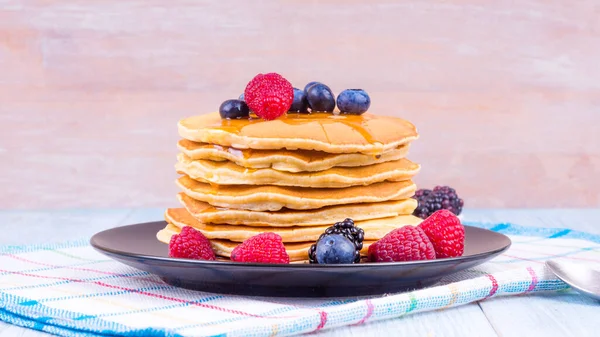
[1, 222, 599, 337]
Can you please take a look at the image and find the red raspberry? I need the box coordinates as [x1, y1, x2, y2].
[169, 226, 216, 260]
[230, 232, 290, 264]
[418, 209, 465, 258]
[244, 73, 294, 120]
[368, 226, 436, 262]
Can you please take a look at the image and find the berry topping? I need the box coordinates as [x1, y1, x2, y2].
[418, 210, 465, 258]
[243, 73, 294, 120]
[169, 226, 216, 260]
[367, 226, 436, 262]
[239, 93, 245, 101]
[306, 83, 336, 112]
[230, 232, 290, 264]
[219, 99, 250, 119]
[309, 218, 364, 264]
[313, 234, 356, 264]
[413, 185, 464, 219]
[303, 81, 326, 94]
[336, 89, 371, 115]
[289, 88, 309, 113]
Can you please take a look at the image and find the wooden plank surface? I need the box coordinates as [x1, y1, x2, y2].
[1, 1, 599, 210]
[463, 209, 600, 337]
[466, 209, 600, 337]
[480, 292, 600, 337]
[1, 208, 599, 336]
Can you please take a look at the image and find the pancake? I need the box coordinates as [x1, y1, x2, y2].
[178, 139, 410, 173]
[177, 192, 417, 227]
[176, 153, 420, 188]
[157, 223, 375, 262]
[164, 208, 421, 242]
[178, 112, 419, 155]
[176, 175, 417, 211]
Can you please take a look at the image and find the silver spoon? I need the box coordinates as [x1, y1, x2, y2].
[545, 260, 600, 301]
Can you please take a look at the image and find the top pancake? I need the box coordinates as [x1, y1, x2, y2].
[178, 112, 419, 155]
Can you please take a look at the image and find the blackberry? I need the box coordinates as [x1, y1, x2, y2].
[412, 185, 464, 219]
[308, 218, 364, 264]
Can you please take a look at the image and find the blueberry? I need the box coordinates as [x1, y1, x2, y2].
[315, 234, 356, 264]
[336, 89, 371, 115]
[303, 82, 332, 109]
[289, 88, 308, 112]
[306, 83, 336, 112]
[303, 81, 325, 94]
[219, 99, 249, 119]
[239, 93, 245, 101]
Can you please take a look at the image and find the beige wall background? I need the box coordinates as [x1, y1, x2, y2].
[1, 1, 599, 210]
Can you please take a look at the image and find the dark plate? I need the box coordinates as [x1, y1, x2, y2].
[90, 221, 511, 297]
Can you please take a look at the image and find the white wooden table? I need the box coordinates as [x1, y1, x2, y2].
[1, 208, 599, 337]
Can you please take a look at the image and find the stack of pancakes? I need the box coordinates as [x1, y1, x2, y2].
[157, 112, 423, 262]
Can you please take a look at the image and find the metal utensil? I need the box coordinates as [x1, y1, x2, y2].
[546, 260, 600, 301]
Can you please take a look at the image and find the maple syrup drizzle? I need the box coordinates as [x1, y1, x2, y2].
[200, 206, 217, 213]
[206, 182, 220, 194]
[210, 113, 382, 146]
[338, 116, 378, 145]
[215, 115, 263, 134]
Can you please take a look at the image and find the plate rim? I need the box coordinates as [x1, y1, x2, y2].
[90, 220, 512, 269]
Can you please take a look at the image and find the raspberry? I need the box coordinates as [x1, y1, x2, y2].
[230, 232, 290, 264]
[244, 73, 294, 120]
[418, 210, 465, 258]
[169, 226, 216, 260]
[367, 226, 436, 262]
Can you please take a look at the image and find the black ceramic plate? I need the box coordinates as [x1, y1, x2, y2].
[90, 221, 511, 297]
